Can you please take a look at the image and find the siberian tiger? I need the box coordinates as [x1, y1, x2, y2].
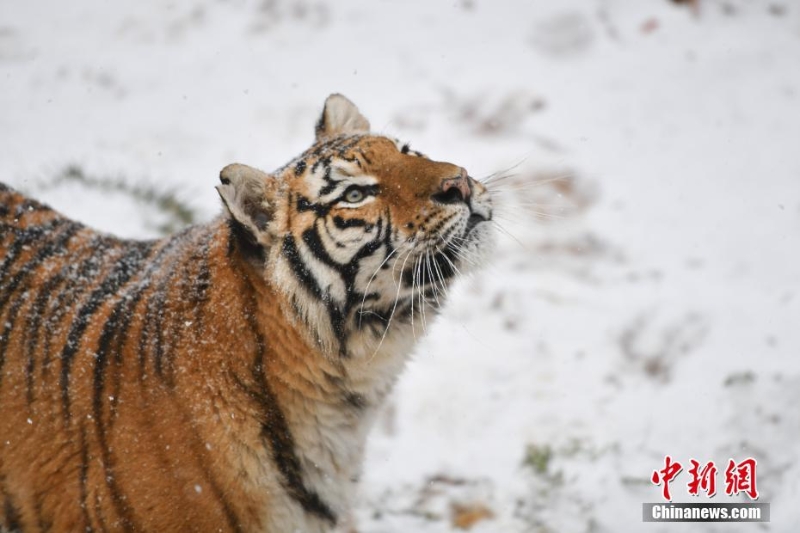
[0, 94, 493, 532]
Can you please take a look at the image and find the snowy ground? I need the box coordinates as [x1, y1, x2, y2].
[2, 0, 799, 531]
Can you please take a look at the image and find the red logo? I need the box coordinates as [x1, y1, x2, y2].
[651, 455, 682, 501]
[724, 458, 758, 500]
[687, 459, 717, 497]
[651, 456, 759, 501]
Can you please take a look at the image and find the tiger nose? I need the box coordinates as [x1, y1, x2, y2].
[436, 169, 471, 204]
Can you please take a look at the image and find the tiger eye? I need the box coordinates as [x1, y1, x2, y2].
[345, 188, 364, 203]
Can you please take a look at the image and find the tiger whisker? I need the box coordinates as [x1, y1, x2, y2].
[490, 220, 527, 250]
[445, 241, 477, 268]
[439, 250, 464, 281]
[437, 236, 467, 276]
[370, 248, 415, 361]
[414, 254, 428, 334]
[428, 245, 449, 303]
[479, 157, 528, 185]
[418, 255, 430, 333]
[358, 244, 402, 328]
[480, 173, 517, 186]
[409, 253, 418, 340]
[491, 198, 573, 209]
[484, 173, 573, 190]
[424, 250, 442, 308]
[486, 206, 567, 224]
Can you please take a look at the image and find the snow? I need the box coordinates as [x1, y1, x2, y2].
[2, 0, 799, 531]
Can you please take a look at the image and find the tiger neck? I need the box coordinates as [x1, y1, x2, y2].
[202, 223, 424, 522]
[243, 252, 413, 411]
[213, 229, 418, 521]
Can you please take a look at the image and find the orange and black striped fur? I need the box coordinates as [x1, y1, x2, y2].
[0, 94, 493, 532]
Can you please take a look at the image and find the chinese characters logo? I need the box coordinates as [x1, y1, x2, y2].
[651, 456, 758, 501]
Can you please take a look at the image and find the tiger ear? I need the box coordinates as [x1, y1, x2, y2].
[216, 163, 277, 249]
[315, 94, 371, 141]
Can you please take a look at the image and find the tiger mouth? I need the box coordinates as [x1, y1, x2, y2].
[464, 212, 488, 237]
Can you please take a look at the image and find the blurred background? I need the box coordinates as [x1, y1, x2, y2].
[1, 0, 799, 531]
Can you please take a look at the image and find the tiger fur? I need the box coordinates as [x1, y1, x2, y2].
[0, 94, 493, 532]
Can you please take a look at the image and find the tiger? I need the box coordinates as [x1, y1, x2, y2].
[0, 94, 493, 533]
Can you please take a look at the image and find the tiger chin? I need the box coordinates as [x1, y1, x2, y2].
[0, 94, 493, 533]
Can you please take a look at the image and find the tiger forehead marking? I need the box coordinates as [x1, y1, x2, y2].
[0, 94, 493, 533]
[288, 136, 464, 244]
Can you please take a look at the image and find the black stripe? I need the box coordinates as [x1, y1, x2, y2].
[102, 237, 182, 421]
[187, 440, 244, 532]
[0, 222, 82, 398]
[356, 307, 390, 327]
[82, 237, 164, 531]
[287, 213, 390, 354]
[24, 287, 49, 405]
[135, 229, 193, 378]
[38, 236, 114, 380]
[343, 392, 367, 410]
[0, 292, 29, 395]
[78, 423, 94, 532]
[332, 216, 368, 229]
[0, 222, 77, 391]
[322, 218, 349, 249]
[108, 318, 126, 424]
[156, 228, 211, 386]
[1, 481, 22, 532]
[167, 404, 244, 533]
[296, 195, 331, 218]
[318, 162, 338, 196]
[240, 314, 337, 525]
[93, 288, 149, 532]
[33, 491, 51, 532]
[395, 300, 414, 322]
[132, 259, 245, 533]
[301, 226, 345, 272]
[318, 219, 386, 355]
[402, 250, 449, 287]
[93, 493, 109, 533]
[189, 232, 214, 333]
[3, 490, 22, 533]
[432, 249, 457, 280]
[282, 235, 325, 300]
[0, 221, 80, 315]
[90, 238, 182, 529]
[59, 241, 154, 422]
[137, 282, 163, 379]
[148, 274, 173, 380]
[130, 358, 245, 532]
[300, 227, 348, 345]
[0, 218, 67, 291]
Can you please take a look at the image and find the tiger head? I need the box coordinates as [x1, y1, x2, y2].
[217, 94, 493, 358]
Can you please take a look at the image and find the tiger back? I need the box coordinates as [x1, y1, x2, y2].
[0, 94, 493, 532]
